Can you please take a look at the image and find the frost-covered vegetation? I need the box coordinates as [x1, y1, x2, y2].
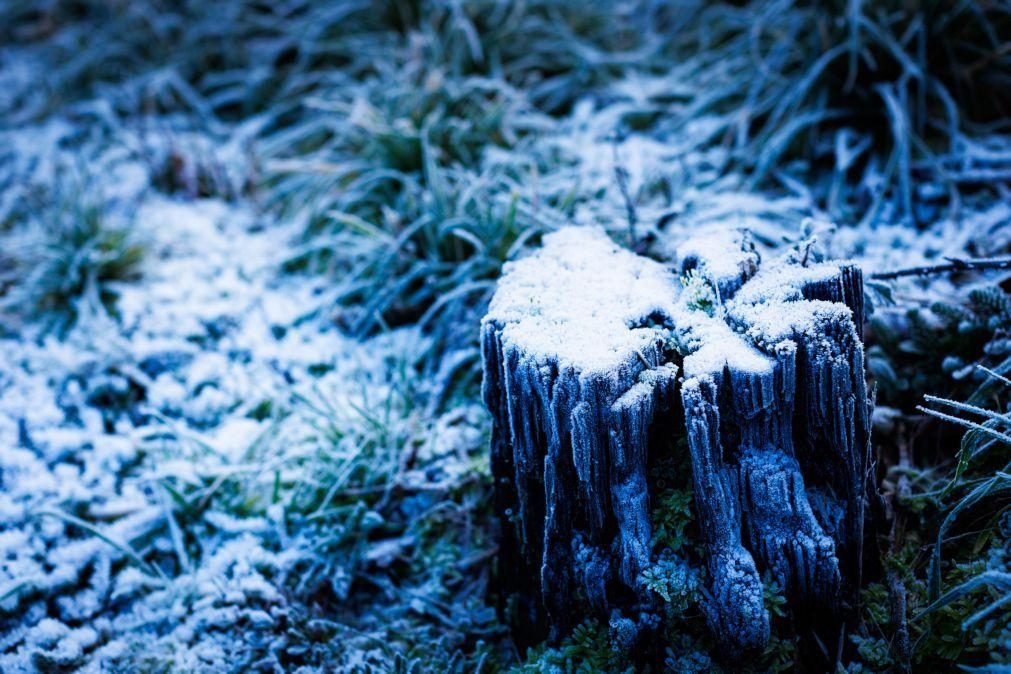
[0, 0, 1009, 671]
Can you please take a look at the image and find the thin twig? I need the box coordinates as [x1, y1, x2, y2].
[870, 256, 1011, 280]
[887, 439, 912, 673]
[611, 139, 639, 251]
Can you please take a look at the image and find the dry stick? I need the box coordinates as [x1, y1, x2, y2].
[871, 256, 1011, 281]
[888, 439, 913, 673]
[611, 139, 639, 251]
[888, 570, 912, 674]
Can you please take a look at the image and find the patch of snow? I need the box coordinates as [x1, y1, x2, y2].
[486, 226, 679, 375]
[675, 308, 774, 379]
[674, 228, 759, 297]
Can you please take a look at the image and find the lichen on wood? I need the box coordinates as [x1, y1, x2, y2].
[481, 226, 872, 663]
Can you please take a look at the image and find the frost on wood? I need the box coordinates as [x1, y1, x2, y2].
[481, 228, 679, 645]
[481, 226, 871, 660]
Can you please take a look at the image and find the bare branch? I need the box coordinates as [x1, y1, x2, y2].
[611, 138, 639, 251]
[870, 256, 1011, 280]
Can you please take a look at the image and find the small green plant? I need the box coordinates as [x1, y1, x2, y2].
[514, 620, 634, 674]
[868, 285, 1011, 408]
[651, 487, 695, 553]
[762, 572, 788, 620]
[680, 269, 718, 317]
[639, 554, 700, 613]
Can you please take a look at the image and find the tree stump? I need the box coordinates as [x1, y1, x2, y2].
[481, 227, 871, 663]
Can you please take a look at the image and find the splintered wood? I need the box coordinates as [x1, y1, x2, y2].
[481, 227, 871, 661]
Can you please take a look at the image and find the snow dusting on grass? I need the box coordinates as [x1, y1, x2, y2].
[0, 130, 495, 670]
[1, 0, 1010, 671]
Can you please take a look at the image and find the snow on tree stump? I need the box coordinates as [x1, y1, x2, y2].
[481, 227, 871, 661]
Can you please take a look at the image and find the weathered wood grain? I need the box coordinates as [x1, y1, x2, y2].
[481, 227, 871, 662]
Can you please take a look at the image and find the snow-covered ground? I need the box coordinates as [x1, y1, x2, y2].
[0, 122, 495, 669]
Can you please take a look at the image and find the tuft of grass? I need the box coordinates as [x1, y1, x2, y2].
[852, 368, 1011, 670]
[585, 1, 1011, 227]
[125, 339, 503, 671]
[296, 167, 537, 329]
[0, 173, 145, 335]
[6, 0, 1010, 229]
